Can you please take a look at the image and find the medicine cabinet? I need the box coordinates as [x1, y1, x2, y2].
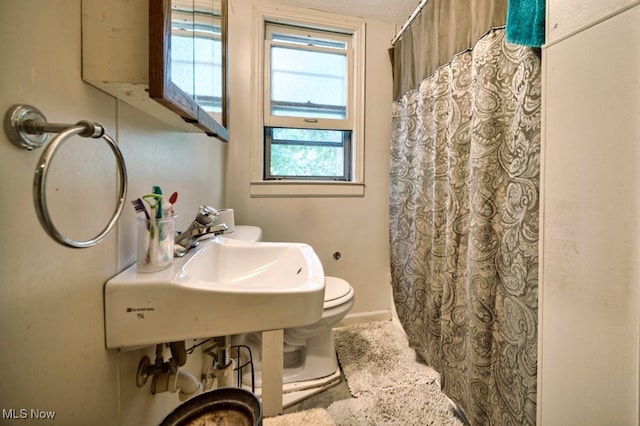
[82, 0, 229, 141]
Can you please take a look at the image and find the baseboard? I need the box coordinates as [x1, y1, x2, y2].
[337, 309, 392, 327]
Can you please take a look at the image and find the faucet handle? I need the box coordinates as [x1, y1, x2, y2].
[196, 205, 219, 225]
[201, 205, 219, 216]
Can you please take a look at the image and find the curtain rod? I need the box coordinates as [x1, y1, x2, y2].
[391, 0, 430, 46]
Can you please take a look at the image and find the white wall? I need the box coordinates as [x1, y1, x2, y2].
[225, 0, 395, 322]
[540, 1, 640, 424]
[0, 0, 394, 423]
[547, 0, 638, 43]
[9, 0, 639, 424]
[0, 1, 226, 424]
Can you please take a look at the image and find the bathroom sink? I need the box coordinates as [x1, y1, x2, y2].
[104, 236, 325, 349]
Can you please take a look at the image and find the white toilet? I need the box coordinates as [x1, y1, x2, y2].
[232, 276, 354, 392]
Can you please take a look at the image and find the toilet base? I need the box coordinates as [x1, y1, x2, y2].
[247, 368, 342, 409]
[234, 330, 340, 387]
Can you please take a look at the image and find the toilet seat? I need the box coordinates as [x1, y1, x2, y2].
[324, 277, 354, 309]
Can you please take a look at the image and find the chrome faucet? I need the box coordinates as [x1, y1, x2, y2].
[174, 205, 228, 257]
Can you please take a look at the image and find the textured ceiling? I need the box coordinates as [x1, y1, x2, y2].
[271, 0, 420, 25]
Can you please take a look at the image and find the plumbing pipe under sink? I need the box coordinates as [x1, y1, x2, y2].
[140, 341, 204, 401]
[151, 367, 203, 401]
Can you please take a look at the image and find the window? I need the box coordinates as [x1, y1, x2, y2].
[264, 23, 352, 181]
[251, 6, 365, 196]
[265, 128, 352, 180]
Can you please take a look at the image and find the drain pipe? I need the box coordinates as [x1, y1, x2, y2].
[140, 341, 203, 400]
[213, 335, 236, 387]
[216, 335, 232, 367]
[169, 341, 188, 367]
[152, 367, 203, 401]
[167, 341, 202, 400]
[174, 370, 203, 401]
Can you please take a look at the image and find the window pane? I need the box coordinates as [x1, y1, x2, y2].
[272, 128, 343, 145]
[270, 46, 347, 119]
[267, 128, 349, 179]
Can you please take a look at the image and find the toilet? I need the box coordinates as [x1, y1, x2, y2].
[232, 276, 354, 393]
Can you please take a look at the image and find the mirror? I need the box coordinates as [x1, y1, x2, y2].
[149, 0, 229, 140]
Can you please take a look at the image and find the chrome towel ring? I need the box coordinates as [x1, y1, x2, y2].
[4, 104, 128, 248]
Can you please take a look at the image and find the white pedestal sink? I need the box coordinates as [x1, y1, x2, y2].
[105, 235, 325, 349]
[105, 227, 325, 416]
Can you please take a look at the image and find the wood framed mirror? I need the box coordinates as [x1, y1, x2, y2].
[149, 0, 229, 141]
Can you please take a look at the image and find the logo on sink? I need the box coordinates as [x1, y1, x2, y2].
[126, 307, 155, 313]
[127, 307, 154, 319]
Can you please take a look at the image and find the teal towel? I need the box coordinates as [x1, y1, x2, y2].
[506, 0, 545, 47]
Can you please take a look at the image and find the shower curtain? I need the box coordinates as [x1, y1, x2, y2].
[389, 2, 541, 425]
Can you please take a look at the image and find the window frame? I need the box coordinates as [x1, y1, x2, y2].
[250, 4, 366, 197]
[264, 127, 352, 181]
[264, 23, 352, 130]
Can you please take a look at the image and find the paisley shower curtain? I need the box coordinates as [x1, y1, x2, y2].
[389, 3, 541, 425]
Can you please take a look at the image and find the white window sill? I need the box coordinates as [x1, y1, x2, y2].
[250, 181, 365, 197]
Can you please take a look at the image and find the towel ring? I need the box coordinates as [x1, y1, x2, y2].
[4, 104, 128, 248]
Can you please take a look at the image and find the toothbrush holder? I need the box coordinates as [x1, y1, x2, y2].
[136, 216, 176, 273]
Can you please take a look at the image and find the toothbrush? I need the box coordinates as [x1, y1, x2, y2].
[142, 195, 162, 240]
[167, 191, 178, 217]
[148, 205, 158, 264]
[131, 198, 151, 230]
[131, 198, 150, 220]
[152, 186, 163, 219]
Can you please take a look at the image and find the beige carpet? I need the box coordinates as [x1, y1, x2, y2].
[263, 408, 335, 425]
[329, 321, 465, 425]
[264, 321, 466, 425]
[332, 320, 441, 396]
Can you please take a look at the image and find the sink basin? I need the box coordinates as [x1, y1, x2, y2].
[104, 236, 325, 349]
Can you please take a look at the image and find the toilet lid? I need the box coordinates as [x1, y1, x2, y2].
[324, 277, 352, 303]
